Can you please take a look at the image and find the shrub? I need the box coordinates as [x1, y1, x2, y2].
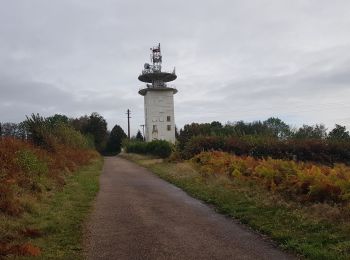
[192, 151, 350, 203]
[181, 135, 350, 164]
[16, 149, 48, 177]
[0, 134, 98, 216]
[23, 114, 50, 148]
[70, 112, 108, 153]
[124, 141, 147, 154]
[125, 140, 172, 158]
[23, 114, 95, 152]
[53, 124, 94, 149]
[0, 184, 22, 216]
[146, 140, 172, 158]
[0, 113, 100, 258]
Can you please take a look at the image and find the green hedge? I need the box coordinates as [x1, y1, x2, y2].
[124, 140, 172, 158]
[180, 135, 350, 164]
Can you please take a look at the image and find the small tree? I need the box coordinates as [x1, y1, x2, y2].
[72, 112, 108, 153]
[328, 124, 350, 141]
[263, 117, 291, 139]
[294, 124, 327, 139]
[24, 113, 49, 147]
[105, 124, 127, 155]
[135, 130, 144, 141]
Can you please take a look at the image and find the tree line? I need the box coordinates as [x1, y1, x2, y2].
[175, 118, 350, 163]
[3, 114, 349, 160]
[0, 112, 127, 155]
[177, 118, 349, 148]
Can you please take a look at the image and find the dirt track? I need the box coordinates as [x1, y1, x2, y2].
[84, 156, 296, 260]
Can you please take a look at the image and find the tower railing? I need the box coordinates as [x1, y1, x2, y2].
[141, 68, 176, 75]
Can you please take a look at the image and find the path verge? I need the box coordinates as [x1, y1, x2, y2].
[1, 158, 103, 259]
[121, 153, 349, 260]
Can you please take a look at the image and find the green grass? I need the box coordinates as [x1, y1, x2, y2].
[121, 153, 350, 260]
[2, 158, 103, 259]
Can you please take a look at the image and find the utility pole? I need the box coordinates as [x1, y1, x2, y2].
[126, 109, 131, 139]
[140, 124, 145, 141]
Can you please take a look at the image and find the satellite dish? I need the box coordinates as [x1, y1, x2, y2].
[144, 63, 150, 69]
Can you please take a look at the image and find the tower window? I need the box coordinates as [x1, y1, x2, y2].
[167, 116, 171, 122]
[167, 125, 171, 131]
[153, 125, 158, 132]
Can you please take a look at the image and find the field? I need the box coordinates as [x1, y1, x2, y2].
[121, 152, 350, 260]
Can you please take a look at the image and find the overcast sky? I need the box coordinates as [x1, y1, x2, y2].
[1, 0, 350, 134]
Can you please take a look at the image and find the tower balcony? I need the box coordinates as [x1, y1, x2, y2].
[138, 85, 178, 96]
[138, 70, 177, 83]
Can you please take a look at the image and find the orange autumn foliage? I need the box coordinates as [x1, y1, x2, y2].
[0, 137, 99, 257]
[0, 242, 41, 257]
[0, 137, 98, 216]
[192, 151, 350, 203]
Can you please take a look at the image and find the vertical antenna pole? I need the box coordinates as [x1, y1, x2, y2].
[127, 109, 131, 139]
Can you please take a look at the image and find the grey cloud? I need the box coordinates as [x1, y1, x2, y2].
[0, 76, 72, 106]
[1, 0, 350, 133]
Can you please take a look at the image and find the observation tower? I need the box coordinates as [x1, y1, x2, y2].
[138, 43, 177, 143]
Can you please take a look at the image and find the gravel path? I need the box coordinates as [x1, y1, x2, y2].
[84, 156, 296, 260]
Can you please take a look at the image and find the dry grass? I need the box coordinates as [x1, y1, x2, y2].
[124, 153, 350, 259]
[0, 137, 99, 258]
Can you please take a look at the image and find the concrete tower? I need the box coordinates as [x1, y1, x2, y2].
[138, 44, 177, 143]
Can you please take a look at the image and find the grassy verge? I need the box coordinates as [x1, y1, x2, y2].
[1, 158, 103, 259]
[121, 153, 350, 260]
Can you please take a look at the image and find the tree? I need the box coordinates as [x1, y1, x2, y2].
[24, 113, 49, 146]
[105, 124, 127, 155]
[47, 114, 69, 127]
[70, 115, 89, 133]
[328, 124, 350, 141]
[0, 123, 21, 138]
[135, 130, 144, 141]
[175, 125, 179, 140]
[85, 113, 108, 152]
[294, 124, 327, 139]
[210, 121, 223, 128]
[71, 113, 108, 153]
[178, 123, 204, 150]
[263, 117, 291, 139]
[0, 121, 30, 140]
[230, 120, 270, 136]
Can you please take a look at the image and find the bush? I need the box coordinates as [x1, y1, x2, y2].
[53, 124, 94, 149]
[124, 141, 147, 154]
[181, 135, 350, 164]
[0, 113, 101, 258]
[125, 140, 172, 158]
[70, 112, 108, 153]
[23, 114, 94, 151]
[0, 133, 98, 216]
[146, 140, 173, 158]
[16, 149, 48, 176]
[192, 151, 350, 203]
